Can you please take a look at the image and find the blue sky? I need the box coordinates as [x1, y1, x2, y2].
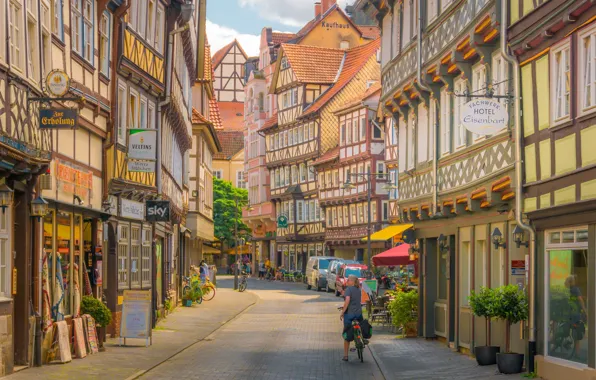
[207, 0, 349, 57]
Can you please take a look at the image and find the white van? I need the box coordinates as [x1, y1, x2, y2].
[305, 256, 337, 291]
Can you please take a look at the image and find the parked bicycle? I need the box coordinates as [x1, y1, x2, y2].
[238, 271, 248, 292]
[182, 273, 217, 303]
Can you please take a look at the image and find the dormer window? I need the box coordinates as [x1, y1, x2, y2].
[280, 56, 289, 70]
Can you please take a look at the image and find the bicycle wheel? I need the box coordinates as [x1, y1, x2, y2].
[202, 284, 216, 301]
[358, 347, 363, 362]
[238, 280, 247, 292]
[182, 285, 191, 297]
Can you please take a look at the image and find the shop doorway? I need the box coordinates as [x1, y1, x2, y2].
[13, 190, 30, 366]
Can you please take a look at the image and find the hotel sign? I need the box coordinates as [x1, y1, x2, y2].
[120, 198, 144, 220]
[39, 109, 78, 129]
[461, 99, 508, 136]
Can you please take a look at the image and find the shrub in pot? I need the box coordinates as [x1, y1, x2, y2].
[387, 290, 418, 337]
[493, 285, 528, 374]
[81, 296, 113, 351]
[469, 287, 500, 365]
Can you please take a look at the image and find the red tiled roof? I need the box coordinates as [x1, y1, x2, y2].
[281, 44, 345, 84]
[312, 146, 339, 166]
[209, 99, 223, 129]
[259, 113, 278, 132]
[213, 130, 244, 160]
[357, 25, 381, 40]
[192, 108, 210, 124]
[211, 40, 248, 70]
[271, 32, 296, 45]
[204, 42, 213, 81]
[218, 102, 245, 131]
[301, 38, 380, 117]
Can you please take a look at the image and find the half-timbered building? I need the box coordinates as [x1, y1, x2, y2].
[313, 83, 389, 262]
[211, 40, 248, 103]
[262, 39, 380, 273]
[359, 0, 528, 359]
[509, 1, 596, 377]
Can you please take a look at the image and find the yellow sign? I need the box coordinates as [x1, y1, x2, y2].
[11, 268, 16, 295]
[45, 69, 70, 97]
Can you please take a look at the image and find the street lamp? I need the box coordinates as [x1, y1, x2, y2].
[31, 196, 49, 220]
[342, 167, 385, 272]
[0, 183, 14, 214]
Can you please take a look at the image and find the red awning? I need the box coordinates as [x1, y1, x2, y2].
[372, 244, 412, 267]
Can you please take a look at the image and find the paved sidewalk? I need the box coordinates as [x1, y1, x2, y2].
[7, 282, 257, 380]
[369, 330, 528, 380]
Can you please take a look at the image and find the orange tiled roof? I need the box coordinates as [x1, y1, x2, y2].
[204, 42, 213, 82]
[209, 99, 223, 129]
[213, 130, 244, 160]
[312, 146, 340, 166]
[358, 25, 381, 40]
[192, 108, 210, 124]
[301, 38, 380, 117]
[259, 113, 278, 133]
[281, 44, 345, 84]
[271, 32, 296, 45]
[218, 102, 245, 131]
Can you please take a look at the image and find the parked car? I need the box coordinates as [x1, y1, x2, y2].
[335, 264, 368, 297]
[326, 259, 357, 293]
[305, 256, 337, 291]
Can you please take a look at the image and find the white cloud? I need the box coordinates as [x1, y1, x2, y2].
[206, 20, 261, 57]
[238, 0, 350, 28]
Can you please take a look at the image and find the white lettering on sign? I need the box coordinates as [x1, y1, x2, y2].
[460, 98, 508, 136]
[148, 206, 167, 217]
[120, 198, 145, 220]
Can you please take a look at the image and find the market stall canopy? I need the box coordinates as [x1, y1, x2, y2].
[226, 245, 252, 255]
[203, 245, 220, 254]
[361, 223, 413, 241]
[372, 244, 412, 266]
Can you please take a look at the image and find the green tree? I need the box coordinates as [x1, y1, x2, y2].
[213, 178, 251, 248]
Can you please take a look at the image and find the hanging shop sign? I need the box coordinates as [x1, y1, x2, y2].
[46, 69, 70, 97]
[39, 108, 78, 129]
[277, 215, 288, 228]
[120, 198, 145, 220]
[128, 129, 157, 160]
[55, 160, 93, 201]
[460, 98, 508, 136]
[127, 160, 156, 173]
[145, 200, 171, 222]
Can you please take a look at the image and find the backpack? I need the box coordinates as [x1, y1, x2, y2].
[361, 319, 373, 339]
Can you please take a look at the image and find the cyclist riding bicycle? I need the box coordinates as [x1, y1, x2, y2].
[340, 274, 363, 362]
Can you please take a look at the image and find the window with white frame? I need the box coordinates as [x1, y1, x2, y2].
[352, 119, 359, 143]
[297, 200, 304, 222]
[213, 169, 222, 179]
[308, 164, 315, 181]
[71, 0, 94, 64]
[130, 225, 141, 288]
[236, 171, 246, 188]
[155, 5, 164, 53]
[346, 121, 352, 144]
[373, 120, 383, 139]
[580, 26, 596, 113]
[360, 117, 366, 140]
[492, 52, 509, 105]
[429, 97, 436, 160]
[117, 82, 127, 145]
[552, 42, 571, 123]
[382, 201, 389, 221]
[440, 87, 451, 154]
[83, 0, 93, 62]
[141, 227, 151, 287]
[376, 162, 386, 179]
[417, 103, 428, 163]
[407, 113, 415, 170]
[285, 167, 290, 186]
[27, 0, 40, 83]
[99, 12, 111, 76]
[118, 224, 130, 288]
[427, 0, 438, 24]
[9, 0, 24, 71]
[454, 78, 467, 148]
[472, 64, 487, 140]
[52, 0, 64, 39]
[146, 0, 156, 46]
[41, 1, 52, 78]
[401, 0, 417, 48]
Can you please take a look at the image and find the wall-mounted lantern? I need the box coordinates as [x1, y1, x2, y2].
[0, 184, 14, 214]
[512, 225, 529, 248]
[492, 227, 507, 249]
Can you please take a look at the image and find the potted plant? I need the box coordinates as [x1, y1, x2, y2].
[493, 285, 528, 374]
[182, 289, 196, 307]
[387, 289, 418, 337]
[81, 296, 112, 351]
[469, 287, 500, 365]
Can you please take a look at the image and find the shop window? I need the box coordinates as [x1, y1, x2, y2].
[0, 205, 11, 299]
[130, 225, 141, 288]
[118, 224, 129, 289]
[545, 227, 589, 365]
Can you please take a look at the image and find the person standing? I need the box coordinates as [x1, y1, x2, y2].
[340, 275, 363, 362]
[258, 261, 266, 280]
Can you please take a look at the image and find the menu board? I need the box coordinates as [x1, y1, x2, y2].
[119, 290, 152, 346]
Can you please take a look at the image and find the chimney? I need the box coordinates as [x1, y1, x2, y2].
[314, 2, 321, 18]
[321, 0, 336, 14]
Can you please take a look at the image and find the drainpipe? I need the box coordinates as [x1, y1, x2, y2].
[416, 2, 437, 216]
[158, 23, 190, 194]
[498, 0, 537, 372]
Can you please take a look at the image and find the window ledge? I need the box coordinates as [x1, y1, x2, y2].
[99, 72, 110, 85]
[0, 297, 12, 303]
[52, 34, 66, 50]
[72, 51, 96, 73]
[549, 119, 574, 133]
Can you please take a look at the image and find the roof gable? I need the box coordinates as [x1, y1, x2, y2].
[296, 4, 364, 43]
[211, 40, 248, 70]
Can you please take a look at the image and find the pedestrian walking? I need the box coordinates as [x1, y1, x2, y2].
[258, 261, 266, 279]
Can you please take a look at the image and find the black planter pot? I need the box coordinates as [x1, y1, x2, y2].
[496, 353, 524, 374]
[475, 346, 500, 366]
